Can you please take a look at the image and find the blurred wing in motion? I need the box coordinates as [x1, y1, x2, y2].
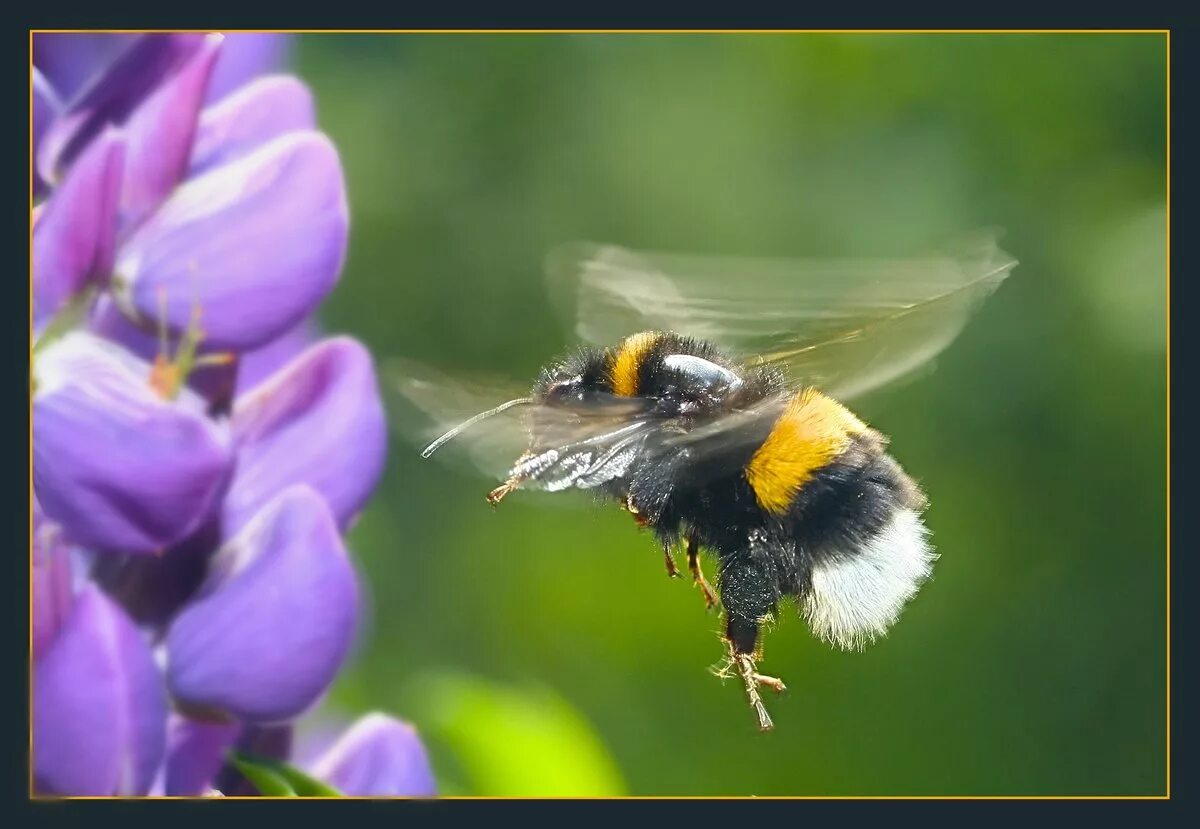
[546, 232, 1016, 400]
[384, 356, 656, 496]
[385, 356, 535, 480]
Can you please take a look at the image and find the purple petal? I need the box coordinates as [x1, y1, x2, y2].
[88, 291, 164, 356]
[206, 34, 292, 104]
[33, 70, 62, 200]
[34, 586, 167, 796]
[120, 34, 223, 228]
[38, 33, 206, 186]
[166, 486, 358, 723]
[115, 131, 348, 350]
[308, 713, 437, 797]
[33, 332, 233, 554]
[235, 316, 320, 396]
[33, 128, 123, 331]
[191, 74, 315, 176]
[225, 338, 386, 535]
[163, 714, 241, 796]
[33, 33, 136, 103]
[32, 504, 74, 660]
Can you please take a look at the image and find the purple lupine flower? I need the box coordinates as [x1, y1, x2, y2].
[32, 32, 431, 798]
[32, 69, 61, 199]
[34, 33, 290, 108]
[224, 337, 387, 535]
[112, 129, 348, 350]
[205, 34, 292, 105]
[32, 503, 74, 660]
[166, 486, 359, 722]
[33, 331, 233, 554]
[116, 35, 223, 228]
[236, 317, 320, 395]
[306, 714, 438, 797]
[37, 34, 208, 191]
[34, 585, 167, 795]
[190, 74, 316, 175]
[158, 714, 241, 797]
[32, 127, 122, 329]
[33, 33, 135, 102]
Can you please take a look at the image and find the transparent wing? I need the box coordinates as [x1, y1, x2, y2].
[545, 231, 1016, 400]
[384, 357, 656, 496]
[384, 356, 535, 481]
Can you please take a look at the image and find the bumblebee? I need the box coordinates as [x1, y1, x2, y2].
[394, 236, 1015, 730]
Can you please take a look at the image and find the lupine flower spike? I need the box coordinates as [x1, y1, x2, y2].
[32, 32, 433, 797]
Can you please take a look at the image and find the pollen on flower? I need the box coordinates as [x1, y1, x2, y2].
[148, 286, 216, 400]
[149, 354, 182, 399]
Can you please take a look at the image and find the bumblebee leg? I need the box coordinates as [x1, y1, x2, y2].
[662, 543, 680, 579]
[486, 479, 519, 505]
[626, 493, 650, 528]
[685, 535, 717, 611]
[722, 620, 787, 732]
[487, 451, 537, 505]
[719, 556, 786, 731]
[730, 645, 786, 731]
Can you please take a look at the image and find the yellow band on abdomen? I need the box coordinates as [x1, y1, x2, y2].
[745, 388, 867, 515]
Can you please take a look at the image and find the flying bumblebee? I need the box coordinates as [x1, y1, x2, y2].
[391, 235, 1016, 730]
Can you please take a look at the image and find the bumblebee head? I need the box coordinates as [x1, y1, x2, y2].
[530, 333, 775, 423]
[538, 374, 588, 407]
[531, 347, 613, 408]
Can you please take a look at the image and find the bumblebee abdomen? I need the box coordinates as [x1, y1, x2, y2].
[742, 388, 935, 650]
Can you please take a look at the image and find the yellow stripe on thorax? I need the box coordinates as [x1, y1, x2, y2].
[745, 388, 868, 515]
[610, 331, 661, 397]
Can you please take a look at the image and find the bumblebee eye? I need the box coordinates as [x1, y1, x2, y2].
[544, 375, 586, 406]
[662, 354, 742, 396]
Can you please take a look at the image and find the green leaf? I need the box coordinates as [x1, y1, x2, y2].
[230, 752, 343, 797]
[265, 760, 344, 797]
[230, 755, 297, 797]
[405, 671, 626, 797]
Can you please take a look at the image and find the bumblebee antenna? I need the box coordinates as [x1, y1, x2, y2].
[421, 397, 535, 458]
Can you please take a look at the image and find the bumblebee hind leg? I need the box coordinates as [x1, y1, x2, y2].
[717, 549, 788, 731]
[726, 645, 787, 732]
[722, 618, 787, 732]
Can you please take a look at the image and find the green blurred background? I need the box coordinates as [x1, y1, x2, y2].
[291, 33, 1167, 796]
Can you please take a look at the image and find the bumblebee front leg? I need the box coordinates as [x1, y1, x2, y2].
[487, 478, 519, 505]
[487, 453, 534, 505]
[685, 534, 717, 611]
